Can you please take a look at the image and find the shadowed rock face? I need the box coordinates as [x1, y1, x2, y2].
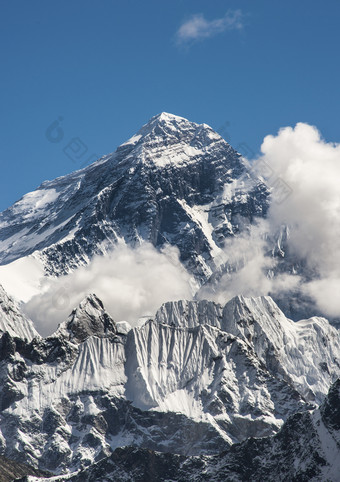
[320, 378, 340, 442]
[0, 455, 49, 481]
[58, 294, 117, 343]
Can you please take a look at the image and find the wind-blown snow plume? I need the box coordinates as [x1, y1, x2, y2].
[24, 243, 194, 335]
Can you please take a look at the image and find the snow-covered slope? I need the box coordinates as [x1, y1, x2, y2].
[0, 284, 39, 341]
[0, 287, 339, 475]
[0, 113, 269, 284]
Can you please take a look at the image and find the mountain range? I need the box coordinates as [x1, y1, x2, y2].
[0, 113, 339, 481]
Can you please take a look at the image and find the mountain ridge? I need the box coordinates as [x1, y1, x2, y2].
[0, 285, 339, 475]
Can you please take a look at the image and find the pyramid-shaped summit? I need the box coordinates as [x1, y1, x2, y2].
[0, 113, 269, 283]
[118, 111, 230, 168]
[56, 294, 116, 343]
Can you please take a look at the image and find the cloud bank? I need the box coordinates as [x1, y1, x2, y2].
[176, 10, 243, 46]
[203, 123, 340, 319]
[24, 244, 194, 336]
[261, 123, 340, 317]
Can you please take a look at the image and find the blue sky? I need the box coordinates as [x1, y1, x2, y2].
[1, 0, 340, 211]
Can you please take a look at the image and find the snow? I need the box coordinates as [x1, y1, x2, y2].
[177, 199, 223, 259]
[10, 335, 126, 416]
[3, 188, 60, 223]
[120, 134, 142, 146]
[0, 284, 39, 340]
[0, 255, 45, 302]
[120, 111, 227, 168]
[116, 320, 132, 335]
[153, 388, 204, 418]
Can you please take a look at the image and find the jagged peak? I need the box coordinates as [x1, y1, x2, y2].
[56, 293, 116, 343]
[76, 293, 104, 312]
[119, 111, 224, 157]
[221, 294, 294, 341]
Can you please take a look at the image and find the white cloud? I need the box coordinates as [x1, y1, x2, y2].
[176, 10, 243, 46]
[200, 122, 340, 319]
[260, 123, 340, 318]
[244, 123, 340, 318]
[260, 123, 340, 274]
[23, 243, 194, 336]
[0, 256, 44, 302]
[198, 219, 301, 304]
[303, 277, 340, 318]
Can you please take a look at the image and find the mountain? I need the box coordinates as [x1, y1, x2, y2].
[0, 113, 269, 284]
[0, 112, 325, 326]
[0, 287, 339, 477]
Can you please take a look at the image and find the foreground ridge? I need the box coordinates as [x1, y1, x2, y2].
[0, 287, 339, 476]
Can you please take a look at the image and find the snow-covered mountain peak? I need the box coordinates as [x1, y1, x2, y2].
[146, 111, 188, 125]
[222, 294, 291, 335]
[120, 112, 227, 168]
[0, 112, 268, 281]
[55, 293, 116, 343]
[136, 111, 199, 137]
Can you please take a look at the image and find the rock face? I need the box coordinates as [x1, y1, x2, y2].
[30, 379, 340, 482]
[0, 113, 269, 283]
[56, 294, 117, 343]
[0, 287, 339, 476]
[0, 454, 48, 481]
